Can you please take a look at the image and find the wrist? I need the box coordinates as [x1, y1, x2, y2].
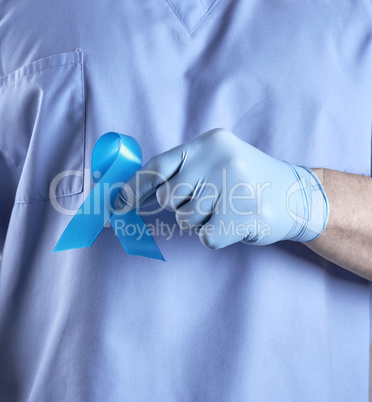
[284, 163, 329, 242]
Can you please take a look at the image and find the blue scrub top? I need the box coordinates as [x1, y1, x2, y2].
[0, 1, 371, 400]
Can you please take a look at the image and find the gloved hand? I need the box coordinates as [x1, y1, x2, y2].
[114, 129, 329, 249]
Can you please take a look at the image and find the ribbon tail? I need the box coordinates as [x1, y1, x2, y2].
[110, 210, 165, 261]
[54, 184, 110, 252]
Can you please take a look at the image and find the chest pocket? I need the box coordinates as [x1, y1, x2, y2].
[165, 0, 218, 33]
[0, 49, 85, 204]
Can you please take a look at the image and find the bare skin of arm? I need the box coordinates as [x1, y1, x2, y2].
[305, 168, 372, 280]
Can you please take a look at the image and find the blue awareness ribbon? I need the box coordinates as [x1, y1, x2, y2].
[54, 132, 165, 261]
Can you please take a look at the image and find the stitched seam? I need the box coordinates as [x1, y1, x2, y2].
[0, 62, 80, 89]
[190, 0, 219, 34]
[12, 50, 85, 204]
[79, 51, 87, 196]
[165, 0, 219, 34]
[165, 0, 191, 33]
[14, 188, 84, 204]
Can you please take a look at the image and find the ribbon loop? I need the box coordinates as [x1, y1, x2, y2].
[54, 132, 164, 261]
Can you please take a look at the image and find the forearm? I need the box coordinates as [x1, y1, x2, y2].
[305, 168, 372, 280]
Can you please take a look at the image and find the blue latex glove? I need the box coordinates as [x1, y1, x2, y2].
[114, 129, 329, 249]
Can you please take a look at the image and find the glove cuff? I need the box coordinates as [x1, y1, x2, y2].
[283, 163, 329, 243]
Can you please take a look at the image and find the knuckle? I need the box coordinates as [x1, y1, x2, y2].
[207, 128, 235, 144]
[155, 186, 167, 207]
[156, 184, 173, 210]
[200, 232, 219, 250]
[147, 154, 163, 174]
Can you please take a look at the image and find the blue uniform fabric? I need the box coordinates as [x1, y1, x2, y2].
[0, 0, 371, 400]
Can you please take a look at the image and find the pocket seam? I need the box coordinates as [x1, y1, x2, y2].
[14, 188, 83, 204]
[5, 50, 86, 204]
[0, 50, 82, 88]
[0, 63, 78, 89]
